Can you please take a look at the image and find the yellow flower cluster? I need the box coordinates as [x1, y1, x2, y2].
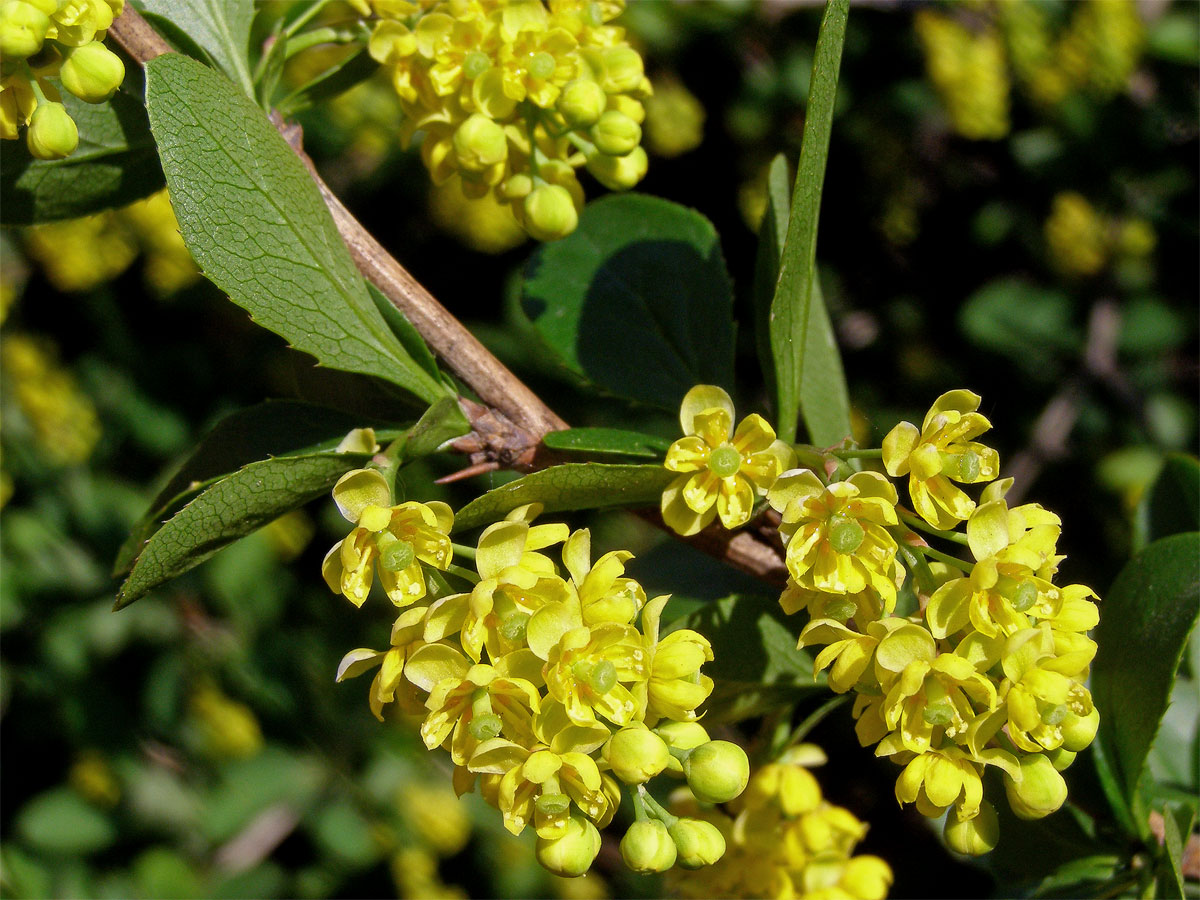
[914, 9, 1010, 141]
[357, 0, 651, 241]
[915, 0, 1145, 141]
[327, 466, 751, 877]
[392, 782, 472, 898]
[1043, 190, 1155, 279]
[668, 745, 893, 900]
[643, 77, 704, 159]
[23, 189, 198, 295]
[767, 391, 1100, 854]
[662, 385, 796, 537]
[1000, 0, 1144, 107]
[0, 331, 100, 466]
[0, 0, 126, 158]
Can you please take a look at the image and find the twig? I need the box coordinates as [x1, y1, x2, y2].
[106, 7, 789, 586]
[213, 803, 301, 874]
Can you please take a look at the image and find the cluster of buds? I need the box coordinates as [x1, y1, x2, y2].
[999, 0, 1144, 107]
[325, 464, 751, 877]
[356, 0, 651, 241]
[0, 0, 126, 158]
[1043, 190, 1156, 280]
[667, 745, 893, 900]
[769, 391, 1100, 853]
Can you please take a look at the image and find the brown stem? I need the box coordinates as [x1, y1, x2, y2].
[106, 7, 788, 586]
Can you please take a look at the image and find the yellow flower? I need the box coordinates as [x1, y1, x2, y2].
[322, 468, 454, 608]
[637, 594, 713, 724]
[769, 469, 904, 607]
[468, 738, 610, 838]
[561, 527, 645, 625]
[999, 625, 1095, 753]
[662, 384, 796, 535]
[336, 605, 430, 720]
[539, 620, 647, 727]
[882, 389, 999, 530]
[404, 649, 542, 764]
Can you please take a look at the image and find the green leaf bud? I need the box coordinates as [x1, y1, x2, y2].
[1060, 706, 1099, 752]
[558, 78, 606, 128]
[59, 40, 125, 103]
[589, 109, 640, 157]
[943, 801, 999, 856]
[1003, 754, 1067, 820]
[535, 814, 601, 877]
[682, 740, 750, 804]
[26, 101, 78, 159]
[522, 183, 578, 241]
[655, 721, 709, 774]
[453, 113, 507, 173]
[585, 145, 647, 192]
[668, 818, 726, 869]
[620, 819, 676, 873]
[0, 1, 50, 59]
[605, 726, 670, 784]
[599, 45, 644, 94]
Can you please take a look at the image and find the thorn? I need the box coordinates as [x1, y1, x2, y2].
[436, 461, 500, 484]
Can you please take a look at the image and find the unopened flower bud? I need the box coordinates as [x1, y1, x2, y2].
[1060, 706, 1099, 752]
[558, 78, 606, 127]
[586, 145, 647, 191]
[668, 817, 725, 869]
[656, 721, 709, 774]
[944, 801, 999, 856]
[1004, 754, 1067, 820]
[599, 45, 643, 94]
[840, 856, 894, 900]
[535, 813, 601, 877]
[499, 173, 533, 200]
[1046, 747, 1076, 771]
[26, 100, 77, 159]
[620, 819, 676, 873]
[60, 41, 125, 102]
[606, 726, 670, 784]
[589, 109, 640, 157]
[523, 183, 578, 241]
[453, 113, 507, 173]
[682, 740, 749, 804]
[0, 1, 50, 59]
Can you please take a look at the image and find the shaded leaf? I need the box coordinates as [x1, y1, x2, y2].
[676, 594, 824, 723]
[541, 427, 670, 460]
[1, 89, 163, 225]
[1137, 453, 1200, 550]
[145, 54, 447, 404]
[115, 451, 375, 609]
[136, 0, 256, 97]
[959, 278, 1081, 360]
[17, 787, 116, 856]
[769, 0, 849, 443]
[1092, 532, 1200, 837]
[114, 401, 397, 576]
[522, 193, 734, 410]
[453, 464, 676, 533]
[402, 395, 470, 461]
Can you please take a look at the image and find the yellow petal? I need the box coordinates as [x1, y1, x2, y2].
[716, 476, 755, 529]
[679, 384, 734, 436]
[882, 421, 919, 476]
[664, 435, 709, 473]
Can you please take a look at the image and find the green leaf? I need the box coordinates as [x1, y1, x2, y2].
[770, 0, 849, 444]
[277, 47, 378, 116]
[144, 54, 447, 404]
[1092, 532, 1200, 837]
[676, 594, 824, 723]
[799, 274, 853, 447]
[959, 278, 1082, 360]
[136, 0, 256, 97]
[114, 400, 394, 576]
[1030, 855, 1124, 899]
[366, 281, 445, 389]
[1138, 454, 1200, 549]
[115, 450, 375, 609]
[753, 154, 793, 414]
[453, 464, 676, 533]
[541, 427, 671, 460]
[402, 395, 470, 462]
[521, 193, 734, 410]
[0, 89, 164, 225]
[16, 787, 116, 856]
[1160, 802, 1196, 899]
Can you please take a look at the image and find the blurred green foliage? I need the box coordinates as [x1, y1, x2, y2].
[1, 1, 1196, 897]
